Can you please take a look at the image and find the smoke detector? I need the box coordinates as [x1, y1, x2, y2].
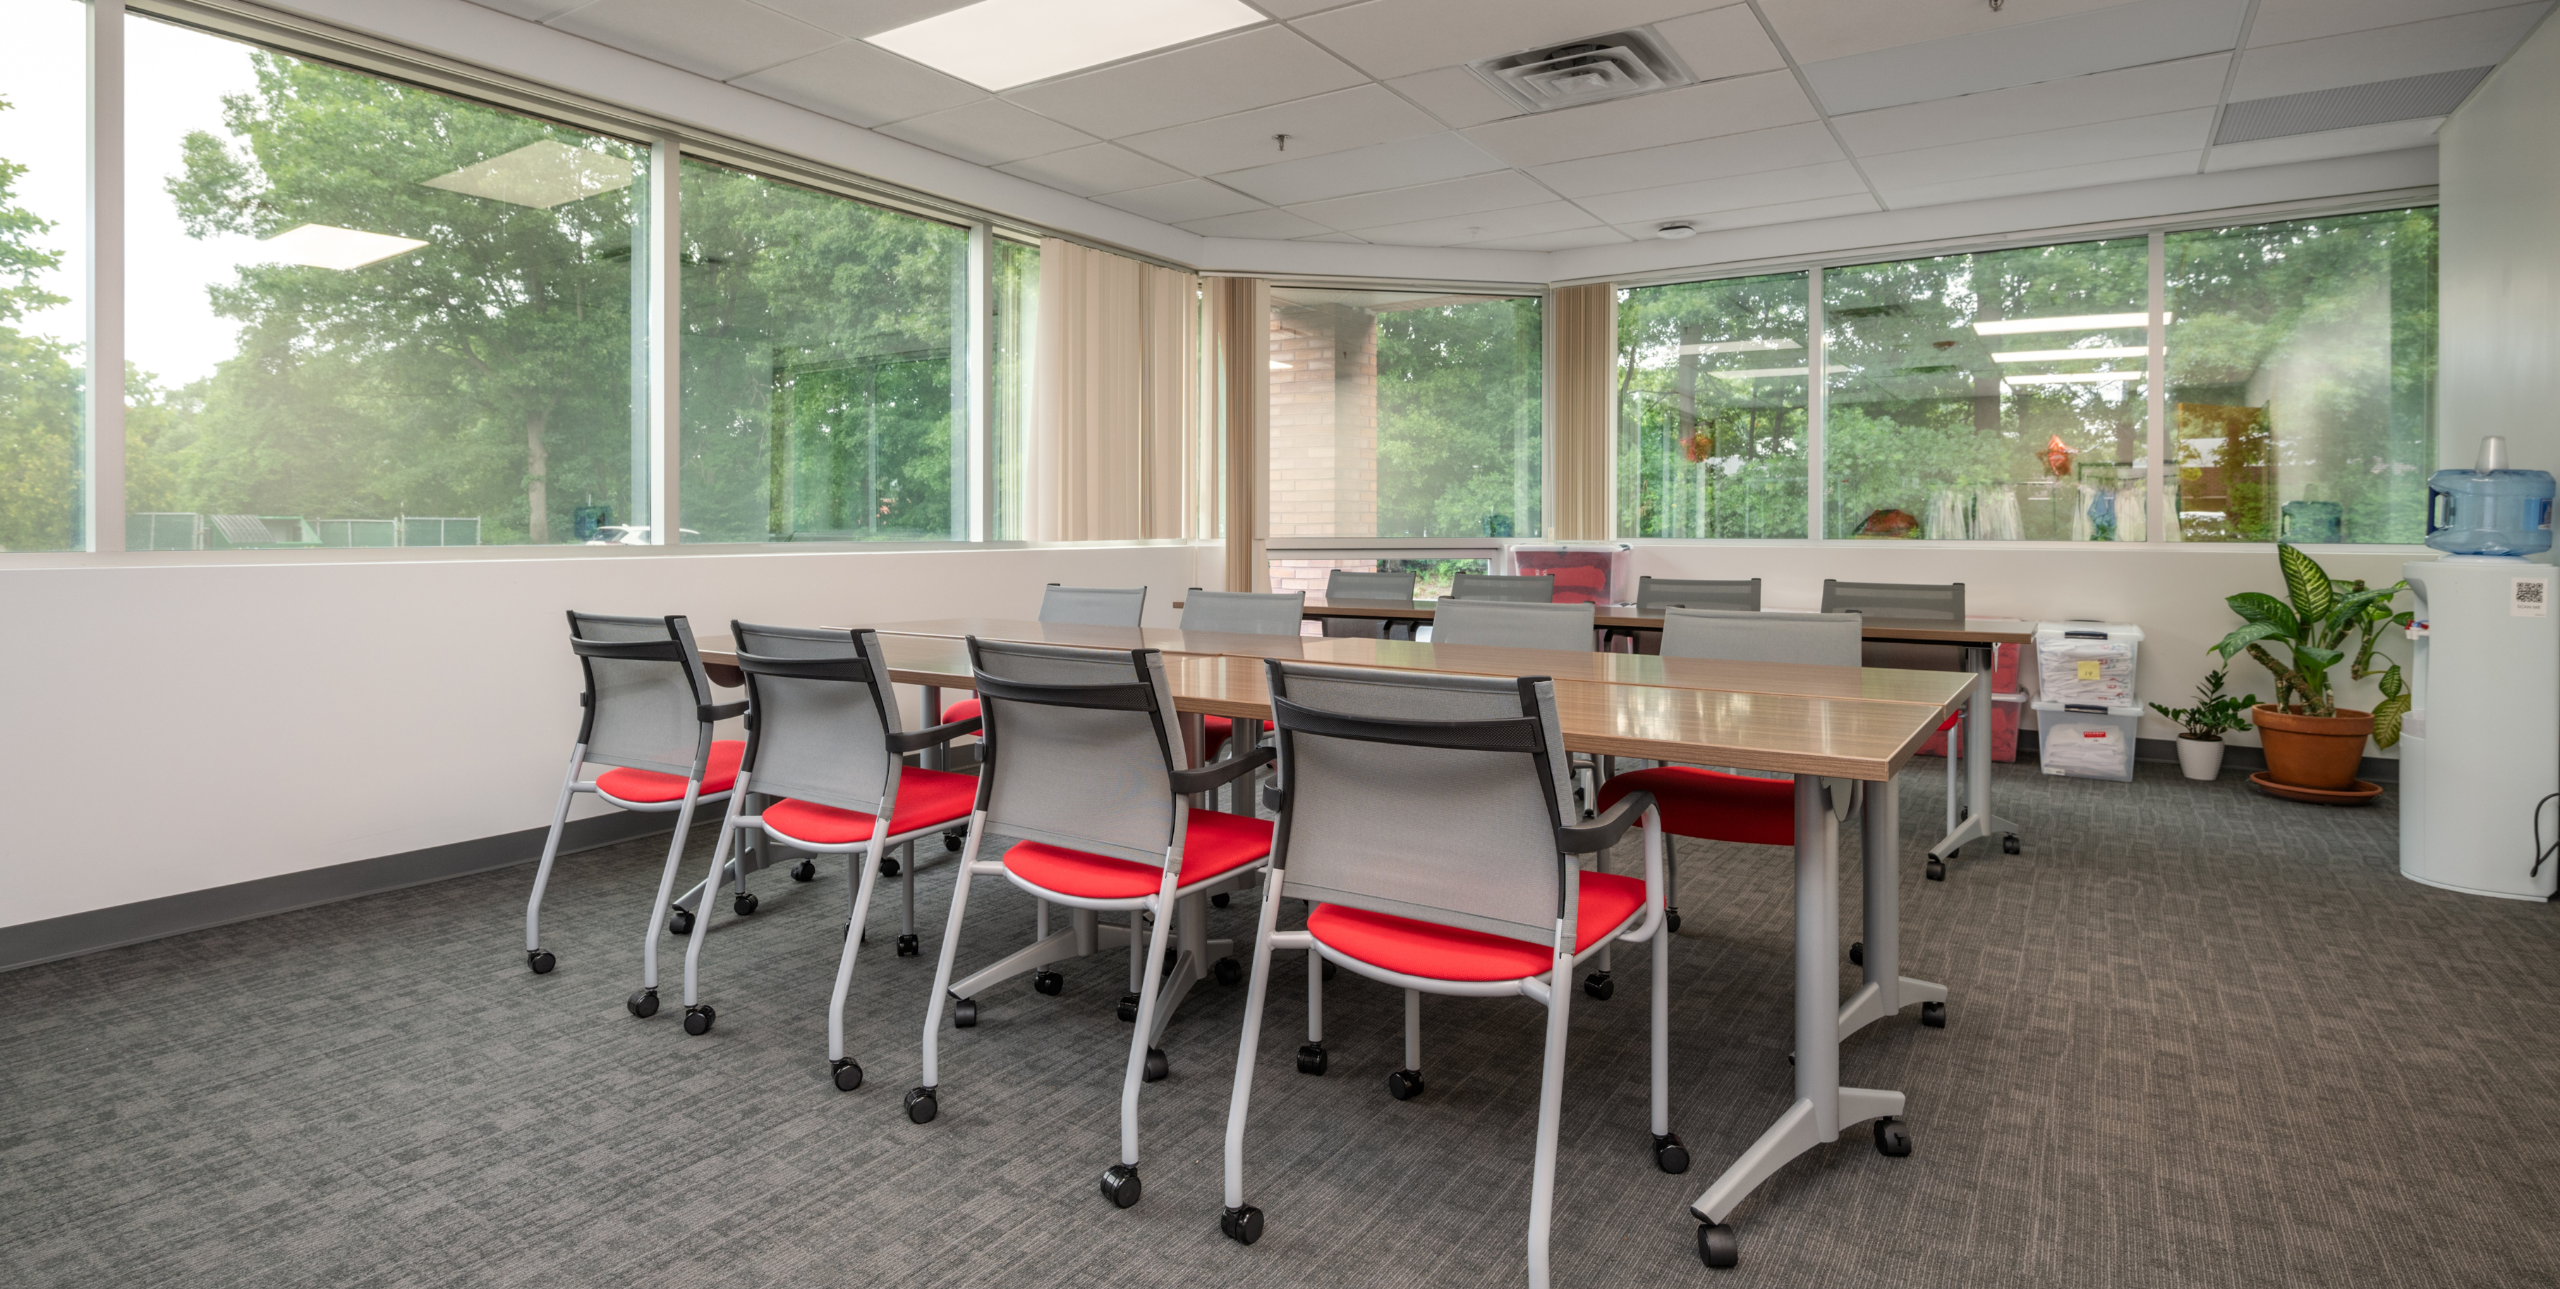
[1468, 28, 1694, 114]
[1656, 222, 1698, 240]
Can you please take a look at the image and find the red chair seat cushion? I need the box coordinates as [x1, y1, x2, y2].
[1306, 871, 1647, 983]
[759, 769, 980, 845]
[943, 698, 980, 724]
[1597, 765, 1794, 846]
[596, 740, 744, 804]
[1204, 714, 1233, 755]
[1002, 809, 1273, 900]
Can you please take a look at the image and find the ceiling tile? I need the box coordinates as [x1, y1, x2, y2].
[1528, 121, 1840, 197]
[1575, 160, 1869, 222]
[1093, 178, 1267, 222]
[995, 143, 1193, 196]
[1609, 190, 1880, 238]
[1759, 0, 2137, 64]
[1857, 108, 2213, 188]
[1284, 170, 1556, 230]
[1799, 0, 2247, 116]
[730, 40, 982, 126]
[1462, 71, 1818, 169]
[2231, 4, 2550, 99]
[876, 98, 1100, 165]
[1831, 55, 2228, 156]
[467, 0, 586, 20]
[1117, 84, 1444, 173]
[1287, 0, 1716, 80]
[1466, 226, 1635, 251]
[752, 0, 974, 39]
[1292, 230, 1372, 242]
[2248, 0, 2530, 48]
[1215, 132, 1505, 204]
[1351, 199, 1600, 247]
[2203, 116, 2444, 170]
[1383, 66, 1520, 129]
[1177, 207, 1337, 238]
[550, 0, 841, 80]
[1653, 5, 1786, 82]
[1875, 149, 2199, 209]
[1003, 26, 1365, 140]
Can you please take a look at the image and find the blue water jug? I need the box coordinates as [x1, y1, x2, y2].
[2427, 436, 2555, 556]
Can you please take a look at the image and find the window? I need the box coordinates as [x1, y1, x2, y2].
[1616, 272, 1810, 539]
[989, 233, 1037, 541]
[2165, 209, 2437, 543]
[0, 0, 87, 552]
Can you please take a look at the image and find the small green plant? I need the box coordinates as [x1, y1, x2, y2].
[2150, 667, 2259, 741]
[2210, 542, 2414, 745]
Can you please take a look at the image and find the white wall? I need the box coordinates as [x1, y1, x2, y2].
[0, 542, 1200, 928]
[2441, 10, 2560, 474]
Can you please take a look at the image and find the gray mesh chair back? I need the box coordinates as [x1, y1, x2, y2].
[1820, 579, 1964, 621]
[1658, 608, 1862, 666]
[1265, 661, 1575, 943]
[1321, 570, 1415, 639]
[1432, 599, 1597, 652]
[1040, 583, 1147, 627]
[1635, 576, 1761, 612]
[1450, 572, 1556, 602]
[729, 624, 901, 816]
[970, 637, 1181, 866]
[1180, 589, 1306, 636]
[569, 611, 715, 776]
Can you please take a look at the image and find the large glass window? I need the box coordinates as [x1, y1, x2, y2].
[124, 16, 648, 550]
[989, 233, 1037, 542]
[1616, 272, 1810, 539]
[0, 0, 88, 552]
[679, 160, 968, 544]
[1825, 238, 2151, 541]
[2165, 209, 2437, 544]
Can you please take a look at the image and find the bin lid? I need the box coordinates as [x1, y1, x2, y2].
[2034, 621, 2144, 642]
[2030, 698, 2144, 716]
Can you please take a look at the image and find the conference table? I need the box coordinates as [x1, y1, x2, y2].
[699, 619, 1975, 1244]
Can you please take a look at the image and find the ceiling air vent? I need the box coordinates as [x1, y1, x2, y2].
[1468, 28, 1694, 114]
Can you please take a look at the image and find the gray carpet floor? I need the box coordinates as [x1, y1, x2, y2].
[6, 762, 2559, 1288]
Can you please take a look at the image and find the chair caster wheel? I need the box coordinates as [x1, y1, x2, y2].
[1220, 1204, 1264, 1245]
[1386, 1069, 1424, 1101]
[1034, 970, 1064, 996]
[1117, 992, 1141, 1023]
[732, 892, 758, 917]
[2002, 834, 2020, 854]
[1848, 941, 1864, 966]
[1698, 1222, 1739, 1269]
[1925, 858, 1946, 882]
[1653, 1132, 1690, 1174]
[667, 907, 695, 937]
[1211, 892, 1230, 908]
[1296, 1043, 1328, 1076]
[952, 998, 977, 1028]
[879, 855, 900, 877]
[1921, 1000, 1946, 1028]
[790, 859, 816, 882]
[682, 1004, 715, 1035]
[1143, 1048, 1169, 1082]
[1320, 958, 1336, 981]
[943, 832, 963, 852]
[831, 1058, 862, 1091]
[1583, 972, 1614, 1001]
[1214, 957, 1243, 986]
[1099, 1163, 1142, 1209]
[626, 988, 659, 1018]
[1665, 908, 1682, 933]
[895, 934, 920, 957]
[527, 949, 555, 975]
[1875, 1117, 1913, 1157]
[904, 1087, 937, 1124]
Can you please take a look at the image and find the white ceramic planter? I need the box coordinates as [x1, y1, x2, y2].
[2176, 735, 2227, 781]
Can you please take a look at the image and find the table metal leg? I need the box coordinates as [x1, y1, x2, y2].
[920, 685, 945, 772]
[1837, 771, 1949, 1041]
[1922, 644, 2020, 867]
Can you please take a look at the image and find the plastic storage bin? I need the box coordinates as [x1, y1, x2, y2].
[2032, 701, 2141, 782]
[2035, 622, 2143, 707]
[1504, 543, 1631, 604]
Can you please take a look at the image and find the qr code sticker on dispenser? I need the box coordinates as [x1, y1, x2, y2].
[2514, 577, 2549, 618]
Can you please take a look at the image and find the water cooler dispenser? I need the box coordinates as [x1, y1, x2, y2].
[2400, 437, 2560, 900]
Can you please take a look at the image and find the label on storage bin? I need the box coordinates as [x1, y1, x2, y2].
[2513, 576, 2549, 618]
[2076, 660, 2102, 680]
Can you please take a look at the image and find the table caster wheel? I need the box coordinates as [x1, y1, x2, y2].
[895, 934, 920, 957]
[1034, 970, 1064, 996]
[1211, 892, 1230, 908]
[732, 892, 758, 917]
[879, 855, 900, 877]
[1099, 1163, 1142, 1209]
[1922, 1000, 1947, 1028]
[1698, 1223, 1739, 1269]
[1665, 908, 1682, 933]
[790, 859, 816, 882]
[1925, 858, 1946, 882]
[831, 1058, 862, 1091]
[1214, 957, 1243, 986]
[1583, 972, 1614, 1001]
[683, 1004, 715, 1035]
[527, 949, 555, 975]
[667, 906, 695, 937]
[952, 998, 977, 1028]
[2002, 834, 2020, 854]
[904, 1086, 937, 1124]
[1296, 1042, 1328, 1076]
[1386, 1069, 1424, 1100]
[1653, 1132, 1690, 1174]
[1117, 992, 1141, 1023]
[626, 987, 659, 1018]
[1220, 1205, 1264, 1245]
[1848, 941, 1863, 967]
[1142, 1048, 1169, 1082]
[1874, 1117, 1912, 1157]
[943, 832, 963, 852]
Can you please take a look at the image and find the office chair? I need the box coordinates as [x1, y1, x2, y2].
[1180, 590, 1305, 811]
[1318, 569, 1417, 639]
[939, 583, 1148, 726]
[1609, 576, 1763, 650]
[1431, 599, 1596, 651]
[1821, 578, 1968, 672]
[1448, 571, 1556, 602]
[1215, 660, 1677, 1289]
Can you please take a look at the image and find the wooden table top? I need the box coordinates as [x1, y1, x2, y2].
[1240, 595, 2036, 644]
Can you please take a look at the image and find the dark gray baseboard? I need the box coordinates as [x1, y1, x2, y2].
[0, 811, 677, 974]
[2018, 731, 2399, 784]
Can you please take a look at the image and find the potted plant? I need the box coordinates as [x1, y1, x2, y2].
[2211, 543, 2413, 790]
[2150, 667, 2258, 781]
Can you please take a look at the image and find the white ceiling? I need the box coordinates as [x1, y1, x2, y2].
[475, 0, 2551, 251]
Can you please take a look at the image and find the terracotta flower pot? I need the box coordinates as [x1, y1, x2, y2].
[2252, 704, 2373, 791]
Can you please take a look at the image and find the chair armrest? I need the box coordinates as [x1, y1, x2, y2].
[1560, 791, 1652, 854]
[887, 716, 982, 753]
[1169, 745, 1276, 796]
[698, 700, 749, 723]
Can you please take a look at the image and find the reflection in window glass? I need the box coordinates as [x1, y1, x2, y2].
[679, 161, 967, 544]
[123, 16, 647, 550]
[0, 0, 88, 551]
[2165, 209, 2436, 544]
[1824, 238, 2150, 541]
[1616, 272, 1809, 539]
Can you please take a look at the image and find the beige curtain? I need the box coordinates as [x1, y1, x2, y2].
[1029, 239, 1201, 541]
[1550, 282, 1616, 540]
[1204, 276, 1270, 591]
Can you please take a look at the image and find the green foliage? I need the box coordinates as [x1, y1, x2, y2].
[2211, 542, 2412, 737]
[1372, 297, 1541, 538]
[2150, 666, 2259, 740]
[1614, 272, 1807, 538]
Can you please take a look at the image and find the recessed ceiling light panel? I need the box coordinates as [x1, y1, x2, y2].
[260, 223, 427, 270]
[868, 0, 1265, 92]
